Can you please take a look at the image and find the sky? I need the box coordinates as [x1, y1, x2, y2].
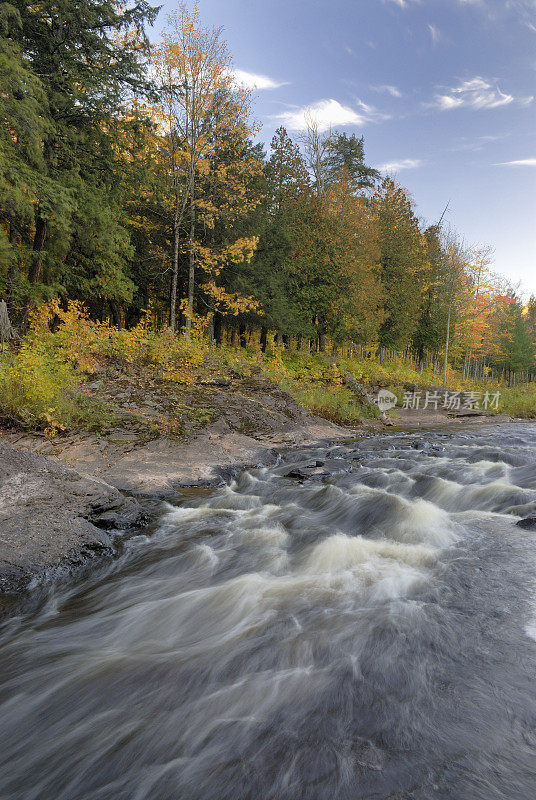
[156, 0, 536, 295]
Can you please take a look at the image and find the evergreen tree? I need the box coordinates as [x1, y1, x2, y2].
[324, 133, 379, 193]
[247, 128, 313, 337]
[499, 302, 535, 372]
[371, 177, 428, 349]
[412, 225, 450, 360]
[4, 0, 157, 322]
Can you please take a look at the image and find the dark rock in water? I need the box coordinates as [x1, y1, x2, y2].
[284, 468, 312, 481]
[516, 517, 536, 530]
[0, 442, 145, 594]
[284, 458, 348, 481]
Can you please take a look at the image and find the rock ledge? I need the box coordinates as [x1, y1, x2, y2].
[0, 441, 144, 594]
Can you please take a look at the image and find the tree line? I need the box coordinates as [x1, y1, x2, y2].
[1, 0, 534, 376]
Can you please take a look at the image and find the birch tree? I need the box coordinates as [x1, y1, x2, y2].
[152, 3, 261, 335]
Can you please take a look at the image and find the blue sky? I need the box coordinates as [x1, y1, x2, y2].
[158, 0, 536, 294]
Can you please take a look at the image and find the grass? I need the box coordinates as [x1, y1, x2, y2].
[497, 386, 536, 419]
[286, 382, 372, 425]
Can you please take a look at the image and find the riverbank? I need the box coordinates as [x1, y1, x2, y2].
[0, 372, 356, 598]
[0, 368, 510, 602]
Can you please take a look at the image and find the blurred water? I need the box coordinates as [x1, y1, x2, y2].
[2, 423, 536, 799]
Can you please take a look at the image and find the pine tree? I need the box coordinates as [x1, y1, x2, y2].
[5, 0, 157, 322]
[324, 133, 379, 193]
[371, 177, 428, 349]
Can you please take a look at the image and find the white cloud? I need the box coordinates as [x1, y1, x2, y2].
[272, 98, 384, 132]
[372, 84, 403, 98]
[430, 76, 533, 111]
[376, 158, 423, 172]
[428, 23, 441, 43]
[231, 69, 287, 91]
[496, 158, 536, 166]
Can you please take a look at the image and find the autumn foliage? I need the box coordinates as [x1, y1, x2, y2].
[1, 0, 535, 405]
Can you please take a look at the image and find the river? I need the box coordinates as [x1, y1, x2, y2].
[2, 423, 536, 799]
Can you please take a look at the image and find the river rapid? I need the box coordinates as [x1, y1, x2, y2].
[2, 423, 536, 799]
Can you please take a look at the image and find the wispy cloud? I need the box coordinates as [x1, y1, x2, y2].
[371, 84, 403, 98]
[452, 133, 508, 152]
[272, 98, 386, 132]
[376, 158, 423, 172]
[430, 76, 533, 111]
[382, 0, 418, 7]
[459, 0, 536, 28]
[507, 1, 536, 26]
[428, 23, 442, 44]
[231, 69, 288, 90]
[495, 158, 536, 166]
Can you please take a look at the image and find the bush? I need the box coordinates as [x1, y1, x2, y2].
[0, 300, 207, 433]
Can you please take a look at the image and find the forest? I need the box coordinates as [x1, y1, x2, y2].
[1, 0, 536, 427]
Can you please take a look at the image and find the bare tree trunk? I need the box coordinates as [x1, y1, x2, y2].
[28, 213, 47, 284]
[170, 215, 180, 332]
[214, 311, 223, 345]
[185, 81, 196, 339]
[6, 219, 17, 316]
[343, 373, 393, 426]
[331, 343, 338, 364]
[442, 290, 453, 388]
[185, 212, 195, 337]
[207, 311, 214, 343]
[109, 300, 122, 329]
[20, 211, 47, 330]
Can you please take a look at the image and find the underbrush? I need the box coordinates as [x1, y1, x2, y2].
[285, 382, 370, 425]
[498, 387, 536, 419]
[2, 301, 536, 434]
[0, 300, 207, 434]
[264, 350, 377, 424]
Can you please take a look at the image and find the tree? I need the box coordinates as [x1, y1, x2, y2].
[324, 133, 379, 193]
[300, 113, 332, 198]
[371, 177, 428, 349]
[2, 0, 157, 324]
[244, 128, 312, 337]
[497, 300, 535, 373]
[151, 3, 261, 335]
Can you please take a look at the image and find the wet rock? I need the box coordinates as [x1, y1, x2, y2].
[284, 458, 345, 481]
[0, 442, 145, 593]
[516, 517, 536, 530]
[284, 467, 313, 481]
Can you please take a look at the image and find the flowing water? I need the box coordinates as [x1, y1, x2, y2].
[3, 423, 536, 799]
